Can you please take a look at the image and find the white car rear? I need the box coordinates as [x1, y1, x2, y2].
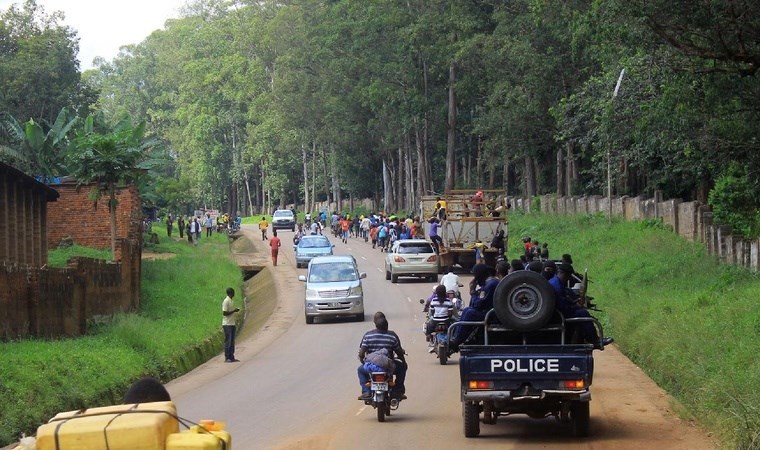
[384, 239, 438, 283]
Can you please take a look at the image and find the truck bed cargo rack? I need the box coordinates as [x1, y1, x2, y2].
[449, 309, 603, 346]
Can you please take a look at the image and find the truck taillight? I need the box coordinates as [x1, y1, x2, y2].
[426, 255, 437, 262]
[561, 379, 585, 390]
[468, 381, 493, 390]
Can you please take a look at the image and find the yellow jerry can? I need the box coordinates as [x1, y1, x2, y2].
[36, 401, 179, 450]
[165, 423, 232, 450]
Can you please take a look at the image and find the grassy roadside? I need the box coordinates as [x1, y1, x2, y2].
[0, 227, 243, 446]
[507, 211, 759, 450]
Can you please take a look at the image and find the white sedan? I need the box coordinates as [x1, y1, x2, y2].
[384, 239, 439, 283]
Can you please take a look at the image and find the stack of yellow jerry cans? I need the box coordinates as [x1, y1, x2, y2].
[33, 402, 232, 450]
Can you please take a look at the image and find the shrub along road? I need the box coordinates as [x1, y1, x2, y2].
[167, 224, 716, 449]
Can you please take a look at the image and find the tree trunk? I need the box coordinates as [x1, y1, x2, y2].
[524, 155, 536, 197]
[243, 169, 253, 216]
[332, 146, 341, 212]
[382, 160, 392, 213]
[445, 61, 457, 192]
[503, 157, 510, 194]
[565, 141, 575, 196]
[311, 142, 317, 213]
[475, 134, 482, 187]
[109, 184, 117, 261]
[302, 144, 310, 214]
[414, 119, 427, 200]
[557, 148, 565, 197]
[405, 135, 414, 212]
[321, 145, 332, 209]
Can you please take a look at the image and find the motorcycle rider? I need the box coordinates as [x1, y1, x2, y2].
[357, 312, 408, 401]
[440, 270, 462, 309]
[424, 285, 455, 352]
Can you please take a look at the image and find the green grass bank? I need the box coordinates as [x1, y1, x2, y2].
[507, 212, 759, 450]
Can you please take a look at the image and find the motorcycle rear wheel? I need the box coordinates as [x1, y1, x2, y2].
[376, 403, 386, 422]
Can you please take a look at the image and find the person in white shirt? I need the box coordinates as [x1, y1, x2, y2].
[441, 271, 460, 293]
[222, 287, 241, 362]
[360, 216, 371, 242]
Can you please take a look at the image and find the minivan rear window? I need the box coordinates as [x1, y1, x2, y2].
[398, 244, 434, 254]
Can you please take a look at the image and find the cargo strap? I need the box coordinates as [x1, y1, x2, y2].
[48, 408, 227, 450]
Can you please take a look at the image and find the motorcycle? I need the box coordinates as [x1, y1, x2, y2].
[420, 298, 454, 365]
[363, 371, 402, 422]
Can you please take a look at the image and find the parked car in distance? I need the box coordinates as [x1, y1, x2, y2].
[272, 209, 296, 231]
[384, 239, 439, 283]
[294, 235, 334, 268]
[299, 255, 366, 324]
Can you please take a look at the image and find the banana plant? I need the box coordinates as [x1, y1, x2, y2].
[66, 113, 159, 260]
[0, 108, 78, 181]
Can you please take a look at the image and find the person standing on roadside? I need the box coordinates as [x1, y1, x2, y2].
[222, 287, 240, 363]
[190, 217, 201, 245]
[177, 216, 185, 239]
[270, 230, 282, 266]
[259, 216, 269, 241]
[204, 213, 214, 238]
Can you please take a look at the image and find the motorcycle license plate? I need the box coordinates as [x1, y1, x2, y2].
[371, 382, 388, 391]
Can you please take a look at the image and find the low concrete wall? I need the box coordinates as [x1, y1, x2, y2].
[517, 194, 758, 272]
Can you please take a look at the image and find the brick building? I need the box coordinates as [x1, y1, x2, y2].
[46, 179, 143, 261]
[0, 162, 60, 266]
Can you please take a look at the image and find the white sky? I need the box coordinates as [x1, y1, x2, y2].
[0, 0, 187, 70]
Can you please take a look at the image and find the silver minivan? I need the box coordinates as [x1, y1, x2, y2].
[299, 255, 366, 324]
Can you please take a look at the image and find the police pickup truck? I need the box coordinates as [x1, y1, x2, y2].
[452, 270, 606, 438]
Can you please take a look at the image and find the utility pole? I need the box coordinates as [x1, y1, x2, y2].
[609, 68, 625, 224]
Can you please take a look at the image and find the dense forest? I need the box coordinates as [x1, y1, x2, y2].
[1, 0, 758, 236]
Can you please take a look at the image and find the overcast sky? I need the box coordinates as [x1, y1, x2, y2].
[0, 0, 187, 70]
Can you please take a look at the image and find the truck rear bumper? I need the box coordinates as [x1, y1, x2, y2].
[463, 390, 590, 402]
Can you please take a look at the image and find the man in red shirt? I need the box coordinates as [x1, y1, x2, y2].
[270, 230, 282, 266]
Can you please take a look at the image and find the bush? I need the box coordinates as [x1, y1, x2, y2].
[708, 164, 760, 238]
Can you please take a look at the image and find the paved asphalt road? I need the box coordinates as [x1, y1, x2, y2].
[167, 225, 715, 450]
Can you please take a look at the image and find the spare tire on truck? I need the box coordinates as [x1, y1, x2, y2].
[493, 271, 555, 331]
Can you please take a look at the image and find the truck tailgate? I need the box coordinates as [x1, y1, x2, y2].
[460, 344, 593, 391]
